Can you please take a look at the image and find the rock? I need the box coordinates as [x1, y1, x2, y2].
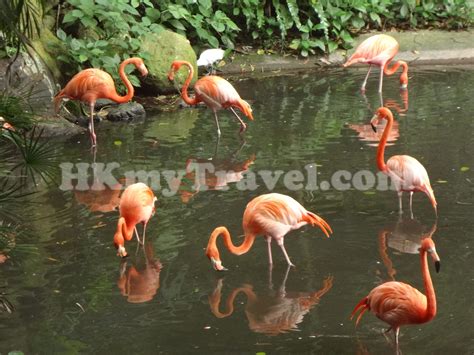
[68, 102, 146, 126]
[36, 117, 86, 138]
[140, 30, 197, 94]
[106, 102, 146, 122]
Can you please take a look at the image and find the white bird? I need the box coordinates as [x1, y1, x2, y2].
[197, 48, 225, 75]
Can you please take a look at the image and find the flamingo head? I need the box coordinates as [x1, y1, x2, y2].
[420, 238, 440, 273]
[370, 107, 393, 132]
[209, 257, 227, 272]
[115, 244, 128, 258]
[168, 61, 181, 81]
[131, 57, 148, 77]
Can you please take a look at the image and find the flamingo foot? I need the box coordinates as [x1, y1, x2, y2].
[239, 123, 247, 133]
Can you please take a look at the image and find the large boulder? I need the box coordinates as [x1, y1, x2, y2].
[140, 30, 197, 94]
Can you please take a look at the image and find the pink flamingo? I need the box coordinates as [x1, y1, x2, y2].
[113, 183, 157, 258]
[351, 238, 440, 346]
[205, 193, 332, 271]
[54, 57, 148, 147]
[343, 34, 408, 93]
[371, 107, 437, 216]
[168, 60, 253, 136]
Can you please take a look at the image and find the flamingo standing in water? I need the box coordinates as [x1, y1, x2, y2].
[370, 107, 437, 216]
[343, 34, 408, 93]
[205, 193, 332, 271]
[351, 238, 440, 346]
[54, 57, 148, 147]
[113, 183, 157, 258]
[168, 60, 253, 136]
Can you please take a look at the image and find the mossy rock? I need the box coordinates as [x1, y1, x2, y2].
[140, 30, 197, 95]
[32, 27, 67, 83]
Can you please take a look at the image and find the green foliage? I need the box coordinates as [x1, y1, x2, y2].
[56, 0, 473, 65]
[0, 0, 43, 59]
[0, 94, 35, 130]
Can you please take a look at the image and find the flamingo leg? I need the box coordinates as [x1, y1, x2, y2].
[409, 192, 414, 219]
[134, 227, 143, 245]
[394, 326, 400, 346]
[361, 65, 372, 91]
[265, 236, 273, 265]
[229, 107, 247, 133]
[142, 222, 147, 245]
[89, 103, 97, 147]
[378, 66, 384, 93]
[278, 239, 295, 267]
[397, 191, 403, 215]
[213, 110, 221, 136]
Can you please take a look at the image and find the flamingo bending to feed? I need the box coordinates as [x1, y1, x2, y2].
[168, 60, 253, 136]
[113, 183, 157, 258]
[371, 107, 437, 216]
[343, 34, 408, 93]
[54, 57, 148, 147]
[351, 238, 440, 346]
[205, 193, 332, 271]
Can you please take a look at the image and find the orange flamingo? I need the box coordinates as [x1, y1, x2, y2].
[343, 34, 408, 93]
[54, 57, 148, 147]
[205, 193, 332, 271]
[168, 60, 253, 136]
[209, 268, 333, 335]
[0, 117, 14, 132]
[351, 238, 440, 346]
[117, 242, 162, 303]
[113, 183, 157, 258]
[370, 107, 437, 216]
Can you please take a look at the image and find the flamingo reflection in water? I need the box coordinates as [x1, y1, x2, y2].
[378, 217, 437, 281]
[170, 141, 256, 203]
[349, 90, 408, 147]
[117, 242, 162, 303]
[208, 267, 333, 335]
[74, 182, 123, 213]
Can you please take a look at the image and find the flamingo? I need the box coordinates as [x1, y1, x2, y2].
[54, 57, 148, 147]
[343, 34, 408, 93]
[370, 107, 437, 216]
[197, 48, 225, 74]
[113, 183, 157, 258]
[351, 237, 440, 346]
[0, 117, 14, 131]
[168, 60, 253, 136]
[205, 193, 332, 271]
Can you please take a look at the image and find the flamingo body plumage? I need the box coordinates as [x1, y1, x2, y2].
[371, 107, 437, 215]
[168, 60, 253, 136]
[54, 57, 148, 146]
[205, 193, 332, 271]
[351, 238, 440, 345]
[113, 183, 157, 258]
[343, 34, 408, 92]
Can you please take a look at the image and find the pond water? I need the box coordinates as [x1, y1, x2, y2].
[1, 66, 473, 354]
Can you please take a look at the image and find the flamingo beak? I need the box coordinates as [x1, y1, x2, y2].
[428, 247, 441, 273]
[435, 260, 440, 273]
[370, 115, 378, 132]
[117, 245, 128, 258]
[210, 257, 227, 272]
[139, 64, 148, 77]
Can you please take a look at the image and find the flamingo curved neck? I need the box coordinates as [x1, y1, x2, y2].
[208, 227, 256, 259]
[177, 62, 199, 106]
[114, 217, 134, 245]
[421, 250, 436, 322]
[108, 58, 137, 103]
[384, 60, 407, 76]
[376, 111, 393, 172]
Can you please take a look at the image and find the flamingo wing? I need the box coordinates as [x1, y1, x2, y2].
[387, 155, 432, 191]
[61, 69, 115, 101]
[345, 34, 399, 67]
[120, 183, 156, 223]
[195, 76, 241, 109]
[368, 281, 427, 326]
